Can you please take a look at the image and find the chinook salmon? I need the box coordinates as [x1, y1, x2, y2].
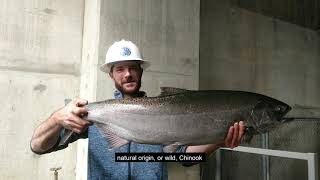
[83, 87, 292, 152]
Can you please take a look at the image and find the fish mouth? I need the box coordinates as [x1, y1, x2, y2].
[280, 117, 294, 123]
[283, 105, 292, 116]
[276, 104, 292, 122]
[278, 106, 292, 123]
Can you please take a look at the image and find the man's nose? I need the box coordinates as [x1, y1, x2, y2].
[124, 68, 132, 78]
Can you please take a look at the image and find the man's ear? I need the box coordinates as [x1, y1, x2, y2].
[109, 72, 114, 79]
[140, 64, 143, 74]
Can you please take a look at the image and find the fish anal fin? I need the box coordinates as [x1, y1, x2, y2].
[159, 87, 191, 96]
[96, 123, 129, 149]
[163, 143, 182, 153]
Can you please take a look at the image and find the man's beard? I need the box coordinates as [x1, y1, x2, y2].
[114, 80, 141, 95]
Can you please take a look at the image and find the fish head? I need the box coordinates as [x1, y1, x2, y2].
[248, 98, 292, 134]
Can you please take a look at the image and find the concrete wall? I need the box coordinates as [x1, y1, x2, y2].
[0, 0, 84, 179]
[200, 0, 320, 108]
[199, 0, 320, 179]
[77, 0, 200, 179]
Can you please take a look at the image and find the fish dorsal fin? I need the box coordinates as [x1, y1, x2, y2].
[159, 87, 191, 96]
[96, 123, 129, 149]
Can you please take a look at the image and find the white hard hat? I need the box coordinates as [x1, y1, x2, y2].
[100, 39, 150, 73]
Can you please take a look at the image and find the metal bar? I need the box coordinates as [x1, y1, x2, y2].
[220, 146, 318, 180]
[307, 153, 318, 180]
[261, 133, 269, 180]
[220, 146, 312, 160]
[54, 171, 58, 180]
[215, 149, 222, 180]
[50, 167, 61, 180]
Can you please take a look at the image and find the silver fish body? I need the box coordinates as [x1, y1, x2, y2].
[84, 88, 291, 151]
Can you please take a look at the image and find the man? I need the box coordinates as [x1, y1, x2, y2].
[30, 39, 245, 179]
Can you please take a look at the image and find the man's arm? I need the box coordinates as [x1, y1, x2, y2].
[30, 99, 92, 154]
[186, 121, 245, 154]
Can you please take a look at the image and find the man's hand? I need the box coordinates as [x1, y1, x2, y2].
[222, 121, 246, 148]
[31, 98, 93, 153]
[52, 98, 92, 134]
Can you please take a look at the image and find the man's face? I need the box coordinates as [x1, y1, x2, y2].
[109, 61, 143, 95]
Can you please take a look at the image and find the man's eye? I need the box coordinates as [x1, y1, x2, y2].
[116, 68, 124, 72]
[129, 66, 139, 70]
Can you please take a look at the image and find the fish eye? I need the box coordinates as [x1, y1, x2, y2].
[275, 105, 288, 113]
[275, 106, 282, 112]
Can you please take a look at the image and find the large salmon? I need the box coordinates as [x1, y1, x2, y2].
[82, 87, 293, 152]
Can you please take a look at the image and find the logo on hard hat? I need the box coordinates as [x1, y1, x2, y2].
[120, 47, 131, 56]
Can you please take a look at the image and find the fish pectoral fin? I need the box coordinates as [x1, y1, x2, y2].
[242, 127, 255, 144]
[163, 143, 182, 153]
[159, 87, 191, 96]
[96, 123, 129, 149]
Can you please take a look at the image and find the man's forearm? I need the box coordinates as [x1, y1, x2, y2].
[30, 114, 63, 154]
[186, 122, 245, 154]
